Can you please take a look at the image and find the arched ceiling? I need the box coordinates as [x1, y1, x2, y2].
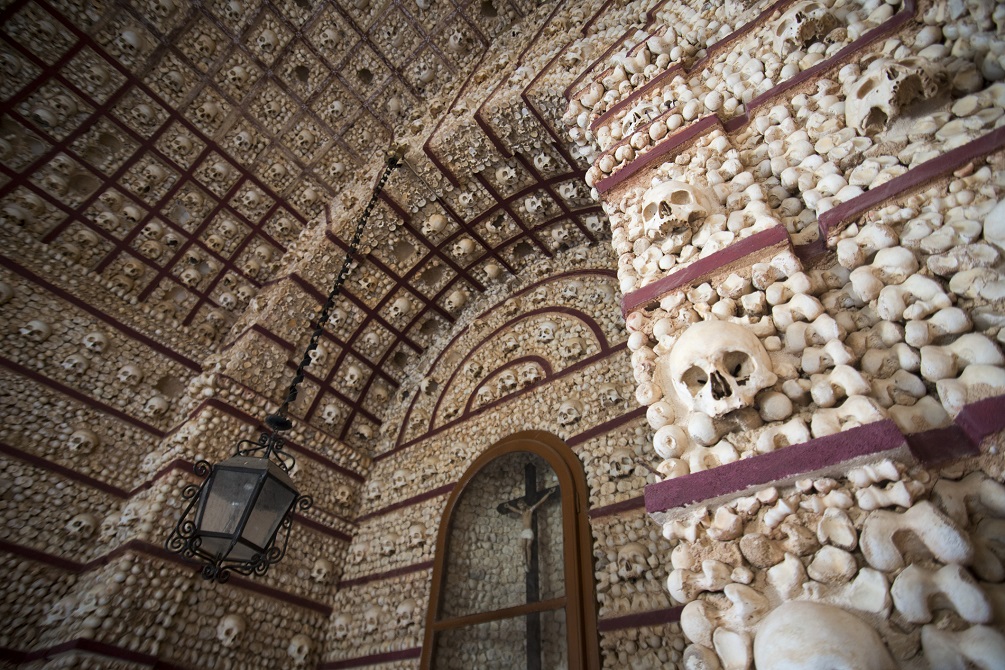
[0, 0, 657, 454]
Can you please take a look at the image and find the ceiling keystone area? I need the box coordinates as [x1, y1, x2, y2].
[0, 0, 648, 454]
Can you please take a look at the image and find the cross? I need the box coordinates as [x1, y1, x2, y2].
[496, 462, 558, 670]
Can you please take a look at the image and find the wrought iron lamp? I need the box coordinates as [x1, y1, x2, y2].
[166, 151, 402, 582]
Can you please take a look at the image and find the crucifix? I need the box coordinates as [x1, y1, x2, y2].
[496, 462, 558, 670]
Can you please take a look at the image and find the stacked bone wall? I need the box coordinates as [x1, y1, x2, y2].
[573, 0, 1005, 666]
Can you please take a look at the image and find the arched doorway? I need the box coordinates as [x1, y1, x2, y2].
[421, 431, 599, 669]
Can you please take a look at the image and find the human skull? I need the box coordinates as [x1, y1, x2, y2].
[537, 320, 558, 343]
[525, 195, 545, 215]
[267, 162, 287, 183]
[196, 101, 221, 125]
[519, 364, 542, 387]
[218, 291, 237, 310]
[321, 403, 341, 426]
[180, 267, 202, 287]
[66, 513, 97, 538]
[408, 522, 426, 547]
[773, 1, 836, 56]
[310, 558, 333, 583]
[609, 447, 635, 478]
[391, 468, 410, 490]
[380, 532, 399, 556]
[396, 599, 417, 628]
[205, 234, 225, 254]
[139, 239, 164, 260]
[116, 28, 145, 56]
[116, 364, 143, 386]
[533, 152, 553, 172]
[321, 306, 346, 330]
[20, 319, 51, 342]
[558, 399, 583, 426]
[344, 364, 362, 387]
[559, 336, 585, 360]
[501, 333, 519, 353]
[144, 395, 169, 417]
[664, 320, 777, 418]
[68, 428, 99, 454]
[62, 353, 90, 374]
[452, 237, 476, 257]
[600, 383, 623, 407]
[366, 480, 381, 502]
[287, 634, 311, 666]
[122, 205, 143, 225]
[355, 424, 373, 440]
[496, 165, 516, 185]
[640, 179, 714, 242]
[390, 296, 411, 319]
[421, 213, 447, 237]
[308, 344, 327, 368]
[616, 541, 648, 580]
[445, 289, 467, 312]
[235, 284, 256, 303]
[216, 613, 245, 648]
[476, 385, 493, 406]
[497, 370, 517, 394]
[257, 28, 279, 53]
[621, 100, 658, 137]
[74, 228, 99, 248]
[44, 594, 79, 626]
[364, 605, 382, 633]
[82, 331, 109, 353]
[333, 614, 352, 640]
[844, 56, 942, 136]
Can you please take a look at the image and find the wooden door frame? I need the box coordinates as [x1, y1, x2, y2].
[420, 431, 599, 669]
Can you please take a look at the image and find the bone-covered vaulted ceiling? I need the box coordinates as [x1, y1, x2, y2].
[0, 0, 657, 455]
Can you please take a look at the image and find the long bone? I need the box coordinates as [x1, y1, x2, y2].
[921, 624, 1005, 669]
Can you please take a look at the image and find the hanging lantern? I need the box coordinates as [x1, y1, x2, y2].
[166, 416, 311, 582]
[166, 151, 403, 582]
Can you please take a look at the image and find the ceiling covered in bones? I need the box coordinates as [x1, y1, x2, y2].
[0, 0, 724, 453]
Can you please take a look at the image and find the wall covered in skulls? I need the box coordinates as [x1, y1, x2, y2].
[568, 0, 1005, 665]
[3, 0, 1005, 667]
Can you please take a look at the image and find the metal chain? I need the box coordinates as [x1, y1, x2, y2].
[273, 153, 401, 422]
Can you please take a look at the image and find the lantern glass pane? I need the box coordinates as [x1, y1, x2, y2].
[242, 474, 297, 549]
[202, 468, 258, 536]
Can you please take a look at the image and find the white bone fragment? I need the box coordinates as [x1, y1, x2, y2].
[713, 628, 751, 670]
[810, 396, 885, 437]
[808, 545, 858, 584]
[668, 559, 732, 602]
[889, 395, 951, 433]
[767, 553, 807, 599]
[877, 275, 952, 321]
[838, 568, 891, 614]
[754, 418, 809, 453]
[892, 563, 991, 624]
[860, 501, 973, 571]
[856, 480, 924, 511]
[817, 507, 857, 551]
[921, 624, 1005, 670]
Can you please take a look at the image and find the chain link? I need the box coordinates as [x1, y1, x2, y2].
[274, 154, 401, 421]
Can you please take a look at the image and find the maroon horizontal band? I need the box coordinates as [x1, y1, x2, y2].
[645, 419, 907, 515]
[356, 483, 455, 523]
[906, 424, 978, 465]
[588, 495, 645, 519]
[620, 224, 789, 316]
[0, 638, 188, 668]
[597, 605, 683, 632]
[320, 646, 422, 669]
[955, 393, 1005, 447]
[338, 560, 434, 589]
[820, 124, 1005, 241]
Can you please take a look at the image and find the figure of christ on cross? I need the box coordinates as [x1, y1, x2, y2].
[503, 488, 554, 571]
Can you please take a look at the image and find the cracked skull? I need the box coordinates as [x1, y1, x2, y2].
[664, 320, 777, 418]
[216, 614, 245, 648]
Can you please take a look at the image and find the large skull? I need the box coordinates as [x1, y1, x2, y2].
[364, 605, 382, 633]
[519, 363, 542, 387]
[559, 336, 585, 361]
[773, 1, 836, 56]
[407, 522, 426, 548]
[333, 614, 352, 640]
[497, 370, 517, 394]
[216, 613, 245, 648]
[62, 354, 90, 374]
[537, 320, 557, 343]
[445, 289, 467, 312]
[321, 403, 341, 426]
[664, 320, 777, 418]
[844, 57, 942, 136]
[287, 634, 311, 666]
[391, 468, 409, 489]
[609, 447, 635, 478]
[344, 364, 362, 387]
[66, 513, 97, 538]
[396, 599, 417, 628]
[20, 319, 51, 342]
[616, 541, 648, 581]
[390, 296, 411, 319]
[558, 399, 583, 426]
[641, 179, 714, 243]
[310, 558, 333, 583]
[117, 364, 143, 385]
[68, 428, 99, 454]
